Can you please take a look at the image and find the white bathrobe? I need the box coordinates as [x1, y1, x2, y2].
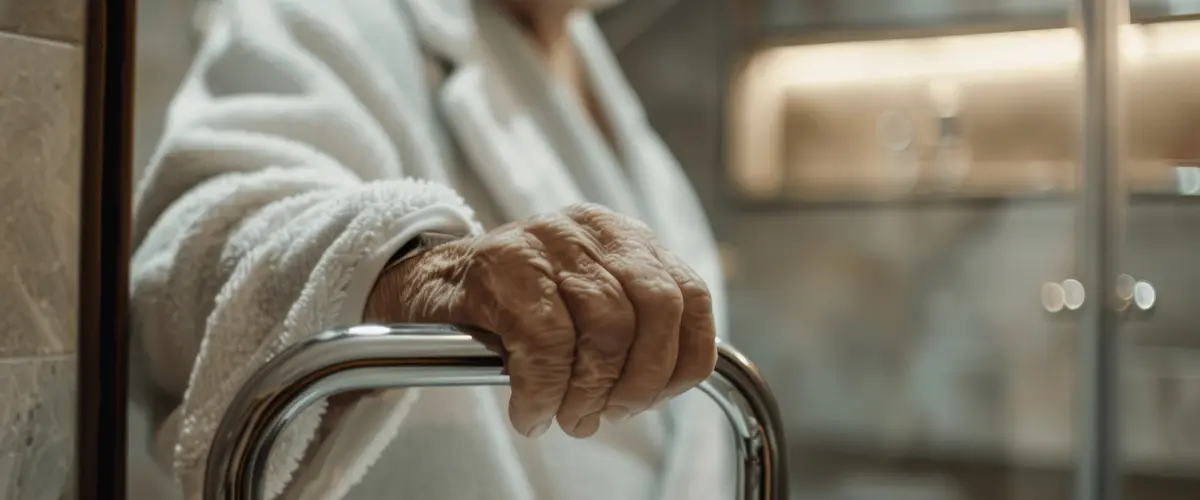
[131, 1, 732, 499]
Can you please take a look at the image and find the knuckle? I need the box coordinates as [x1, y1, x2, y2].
[624, 217, 654, 236]
[564, 202, 610, 219]
[638, 276, 685, 310]
[682, 280, 712, 311]
[527, 280, 560, 312]
[563, 272, 624, 307]
[563, 205, 656, 241]
[607, 213, 655, 238]
[561, 277, 635, 343]
[474, 232, 556, 284]
[526, 211, 575, 233]
[568, 204, 638, 233]
[527, 210, 569, 225]
[683, 297, 715, 332]
[611, 217, 652, 237]
[526, 215, 594, 250]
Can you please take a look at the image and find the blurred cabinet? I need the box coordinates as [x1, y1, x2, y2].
[715, 1, 1200, 498]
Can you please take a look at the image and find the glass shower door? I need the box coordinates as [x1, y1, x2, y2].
[1108, 1, 1200, 498]
[608, 0, 1200, 496]
[721, 2, 1096, 499]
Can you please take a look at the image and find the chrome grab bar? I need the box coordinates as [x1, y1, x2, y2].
[203, 324, 788, 500]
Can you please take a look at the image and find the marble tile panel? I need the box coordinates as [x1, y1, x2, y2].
[0, 355, 75, 500]
[0, 0, 86, 44]
[0, 31, 83, 357]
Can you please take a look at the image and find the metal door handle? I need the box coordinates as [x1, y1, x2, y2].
[202, 324, 789, 500]
[1041, 275, 1156, 315]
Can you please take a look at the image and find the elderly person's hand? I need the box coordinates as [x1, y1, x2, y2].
[364, 204, 717, 439]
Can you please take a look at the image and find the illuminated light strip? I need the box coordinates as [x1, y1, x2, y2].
[745, 20, 1200, 87]
[729, 20, 1200, 197]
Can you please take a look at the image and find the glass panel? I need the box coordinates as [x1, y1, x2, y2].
[128, 1, 198, 498]
[619, 0, 1091, 498]
[0, 1, 87, 498]
[1118, 16, 1200, 500]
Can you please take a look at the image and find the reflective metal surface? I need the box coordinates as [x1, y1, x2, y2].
[1075, 0, 1127, 498]
[203, 325, 788, 500]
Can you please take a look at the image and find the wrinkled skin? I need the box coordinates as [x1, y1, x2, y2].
[363, 204, 718, 439]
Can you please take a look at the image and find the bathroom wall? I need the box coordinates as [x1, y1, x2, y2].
[0, 1, 85, 498]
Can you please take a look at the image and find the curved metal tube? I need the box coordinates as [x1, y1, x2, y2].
[203, 324, 788, 500]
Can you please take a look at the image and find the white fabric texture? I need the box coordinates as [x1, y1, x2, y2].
[131, 1, 732, 499]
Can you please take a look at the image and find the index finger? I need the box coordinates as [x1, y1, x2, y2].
[471, 230, 578, 438]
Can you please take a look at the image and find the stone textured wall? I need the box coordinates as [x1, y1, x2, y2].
[0, 1, 84, 498]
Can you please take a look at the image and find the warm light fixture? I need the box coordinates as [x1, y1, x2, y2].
[729, 20, 1200, 197]
[746, 20, 1200, 88]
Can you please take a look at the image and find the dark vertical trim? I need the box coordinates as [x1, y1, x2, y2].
[78, 0, 135, 499]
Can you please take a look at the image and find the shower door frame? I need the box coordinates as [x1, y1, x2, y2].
[78, 0, 136, 499]
[1074, 0, 1128, 499]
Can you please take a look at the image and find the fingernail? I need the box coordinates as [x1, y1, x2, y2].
[526, 420, 552, 438]
[570, 413, 602, 439]
[603, 406, 632, 422]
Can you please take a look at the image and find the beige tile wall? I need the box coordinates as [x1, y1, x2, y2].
[0, 28, 83, 359]
[0, 0, 84, 43]
[0, 2, 85, 498]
